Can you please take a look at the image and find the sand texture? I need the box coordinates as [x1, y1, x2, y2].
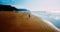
[0, 11, 59, 32]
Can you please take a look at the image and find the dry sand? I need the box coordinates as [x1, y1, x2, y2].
[0, 11, 59, 32]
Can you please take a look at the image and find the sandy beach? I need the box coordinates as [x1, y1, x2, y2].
[0, 11, 59, 32]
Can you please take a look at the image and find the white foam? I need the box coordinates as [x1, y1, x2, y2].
[42, 19, 60, 31]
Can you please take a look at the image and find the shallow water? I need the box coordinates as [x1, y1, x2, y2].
[31, 11, 60, 29]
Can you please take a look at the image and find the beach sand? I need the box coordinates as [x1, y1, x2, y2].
[0, 11, 59, 32]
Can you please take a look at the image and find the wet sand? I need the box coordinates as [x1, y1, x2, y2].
[0, 11, 59, 32]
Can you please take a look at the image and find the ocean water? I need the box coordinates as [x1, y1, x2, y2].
[31, 11, 60, 29]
